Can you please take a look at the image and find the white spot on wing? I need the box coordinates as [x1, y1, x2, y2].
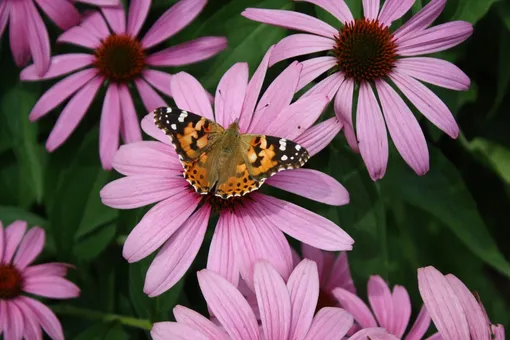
[281, 155, 288, 161]
[295, 145, 301, 151]
[171, 124, 177, 130]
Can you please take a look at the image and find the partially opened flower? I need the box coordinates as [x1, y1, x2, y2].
[418, 266, 505, 340]
[0, 220, 80, 340]
[0, 0, 119, 76]
[151, 259, 396, 340]
[21, 0, 227, 170]
[243, 0, 473, 180]
[100, 49, 353, 297]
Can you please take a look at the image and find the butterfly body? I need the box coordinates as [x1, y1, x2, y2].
[154, 107, 310, 199]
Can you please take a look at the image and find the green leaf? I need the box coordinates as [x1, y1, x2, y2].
[0, 206, 48, 228]
[380, 145, 510, 279]
[463, 137, 510, 184]
[498, 0, 510, 31]
[72, 323, 113, 340]
[74, 224, 117, 262]
[452, 0, 498, 24]
[488, 26, 510, 118]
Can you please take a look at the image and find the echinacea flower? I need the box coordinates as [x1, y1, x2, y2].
[0, 220, 80, 340]
[0, 0, 119, 76]
[21, 0, 227, 170]
[418, 266, 505, 340]
[151, 259, 397, 340]
[243, 0, 473, 180]
[100, 48, 353, 297]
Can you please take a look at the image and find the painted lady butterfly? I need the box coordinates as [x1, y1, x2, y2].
[153, 107, 310, 199]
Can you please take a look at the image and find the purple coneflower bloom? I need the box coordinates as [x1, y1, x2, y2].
[21, 0, 227, 170]
[151, 259, 396, 340]
[0, 0, 119, 76]
[0, 220, 79, 340]
[100, 49, 353, 297]
[418, 266, 505, 340]
[243, 0, 473, 180]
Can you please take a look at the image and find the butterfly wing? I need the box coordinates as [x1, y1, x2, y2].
[153, 107, 224, 162]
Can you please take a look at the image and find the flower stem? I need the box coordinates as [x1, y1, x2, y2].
[51, 305, 152, 330]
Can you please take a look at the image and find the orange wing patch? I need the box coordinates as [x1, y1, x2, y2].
[215, 162, 264, 199]
[182, 153, 212, 195]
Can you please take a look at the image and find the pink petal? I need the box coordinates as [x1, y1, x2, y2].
[99, 83, 121, 170]
[397, 21, 473, 56]
[324, 252, 357, 295]
[304, 307, 353, 340]
[492, 325, 505, 340]
[127, 0, 150, 36]
[376, 79, 429, 175]
[197, 269, 260, 340]
[405, 305, 431, 340]
[25, 0, 51, 76]
[57, 26, 101, 49]
[151, 322, 209, 340]
[396, 57, 470, 91]
[46, 76, 103, 152]
[287, 259, 319, 340]
[230, 206, 293, 289]
[300, 243, 330, 285]
[215, 62, 249, 126]
[267, 169, 349, 206]
[170, 72, 214, 121]
[446, 274, 492, 340]
[13, 299, 42, 340]
[23, 263, 71, 278]
[356, 81, 388, 181]
[147, 36, 227, 67]
[101, 4, 126, 34]
[9, 1, 31, 67]
[332, 287, 378, 328]
[20, 297, 64, 340]
[297, 56, 337, 92]
[0, 300, 7, 334]
[118, 84, 142, 143]
[368, 276, 394, 331]
[135, 78, 168, 113]
[295, 117, 343, 157]
[0, 1, 9, 39]
[122, 191, 201, 262]
[377, 0, 414, 27]
[76, 0, 120, 5]
[13, 227, 44, 269]
[21, 54, 94, 81]
[242, 8, 337, 39]
[249, 61, 302, 134]
[4, 301, 24, 340]
[301, 72, 343, 100]
[34, 0, 80, 30]
[252, 193, 354, 251]
[144, 205, 211, 297]
[238, 46, 273, 132]
[141, 113, 173, 145]
[363, 0, 380, 20]
[391, 285, 412, 337]
[143, 69, 172, 97]
[23, 276, 80, 299]
[80, 11, 110, 40]
[394, 0, 446, 41]
[334, 78, 359, 152]
[417, 266, 470, 340]
[141, 0, 207, 49]
[269, 34, 335, 67]
[4, 221, 28, 263]
[173, 305, 229, 340]
[390, 71, 459, 138]
[112, 141, 182, 176]
[207, 214, 239, 287]
[254, 261, 292, 340]
[0, 222, 4, 263]
[350, 328, 400, 340]
[295, 0, 354, 24]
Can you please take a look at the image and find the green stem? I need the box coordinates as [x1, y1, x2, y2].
[51, 305, 152, 331]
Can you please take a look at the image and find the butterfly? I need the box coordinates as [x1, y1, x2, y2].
[153, 107, 310, 199]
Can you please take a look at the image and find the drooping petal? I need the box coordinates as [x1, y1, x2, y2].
[295, 0, 353, 24]
[304, 307, 353, 340]
[356, 81, 388, 181]
[4, 221, 28, 263]
[295, 117, 343, 157]
[144, 205, 211, 297]
[254, 261, 292, 340]
[135, 78, 168, 112]
[197, 270, 260, 340]
[12, 227, 45, 269]
[287, 259, 319, 340]
[141, 112, 173, 145]
[267, 169, 349, 206]
[391, 285, 412, 338]
[25, 0, 51, 76]
[99, 83, 121, 170]
[143, 69, 172, 97]
[101, 4, 126, 34]
[170, 72, 214, 121]
[334, 77, 358, 152]
[252, 193, 354, 251]
[151, 322, 209, 340]
[0, 300, 6, 335]
[76, 0, 120, 5]
[118, 84, 143, 143]
[301, 72, 343, 100]
[376, 80, 429, 175]
[269, 34, 335, 67]
[173, 305, 229, 340]
[23, 276, 80, 299]
[300, 244, 329, 285]
[368, 276, 394, 331]
[127, 0, 150, 37]
[142, 0, 207, 49]
[393, 0, 446, 41]
[4, 301, 24, 340]
[21, 297, 67, 340]
[214, 62, 249, 126]
[242, 8, 337, 39]
[13, 299, 42, 340]
[34, 0, 80, 30]
[0, 1, 9, 39]
[377, 0, 414, 27]
[122, 191, 201, 262]
[405, 305, 431, 340]
[332, 288, 378, 328]
[23, 263, 71, 278]
[297, 56, 337, 92]
[350, 328, 400, 340]
[46, 76, 103, 152]
[327, 252, 356, 293]
[147, 37, 228, 67]
[9, 1, 31, 67]
[21, 54, 94, 81]
[207, 214, 239, 287]
[492, 325, 505, 340]
[57, 26, 101, 49]
[362, 0, 380, 20]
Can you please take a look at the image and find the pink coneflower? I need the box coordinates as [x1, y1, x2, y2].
[100, 49, 353, 297]
[0, 220, 79, 340]
[418, 266, 505, 340]
[0, 0, 119, 76]
[151, 259, 397, 340]
[243, 0, 473, 180]
[20, 0, 227, 170]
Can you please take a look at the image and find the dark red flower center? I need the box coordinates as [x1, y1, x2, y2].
[0, 264, 23, 300]
[94, 34, 146, 83]
[334, 19, 397, 82]
[316, 288, 338, 313]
